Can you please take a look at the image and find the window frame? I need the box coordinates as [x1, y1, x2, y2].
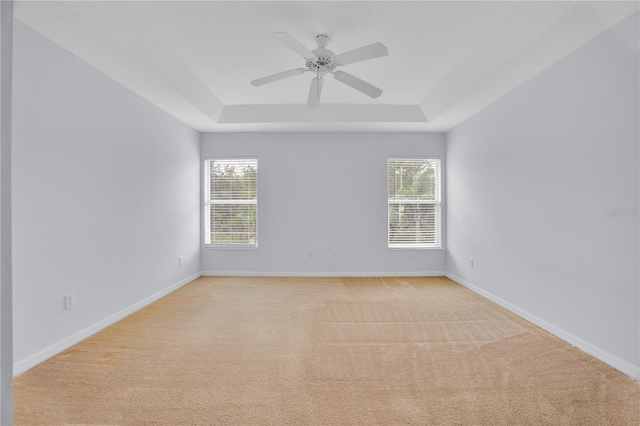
[387, 157, 442, 250]
[204, 157, 258, 250]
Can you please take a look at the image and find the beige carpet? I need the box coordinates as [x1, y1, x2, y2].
[14, 276, 640, 425]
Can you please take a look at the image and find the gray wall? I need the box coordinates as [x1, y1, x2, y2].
[446, 12, 639, 376]
[12, 21, 201, 370]
[0, 2, 12, 422]
[201, 132, 445, 276]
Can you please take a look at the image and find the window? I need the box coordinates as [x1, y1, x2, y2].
[388, 158, 441, 248]
[204, 158, 258, 248]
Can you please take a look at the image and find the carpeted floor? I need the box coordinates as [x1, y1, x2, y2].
[14, 276, 640, 425]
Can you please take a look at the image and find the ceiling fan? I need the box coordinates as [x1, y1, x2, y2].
[251, 33, 389, 108]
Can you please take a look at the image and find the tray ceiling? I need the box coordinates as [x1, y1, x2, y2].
[14, 1, 639, 132]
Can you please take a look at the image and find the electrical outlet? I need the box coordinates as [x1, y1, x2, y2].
[333, 250, 337, 258]
[65, 293, 75, 310]
[308, 250, 313, 258]
[178, 256, 182, 266]
[469, 258, 474, 268]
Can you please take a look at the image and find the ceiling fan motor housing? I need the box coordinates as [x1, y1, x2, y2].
[305, 35, 337, 76]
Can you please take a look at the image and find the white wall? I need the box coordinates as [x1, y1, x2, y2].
[446, 12, 639, 377]
[12, 21, 201, 371]
[201, 132, 445, 276]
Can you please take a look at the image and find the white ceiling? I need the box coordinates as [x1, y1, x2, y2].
[14, 1, 639, 132]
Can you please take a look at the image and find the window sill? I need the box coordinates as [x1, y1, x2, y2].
[205, 244, 258, 250]
[388, 246, 443, 250]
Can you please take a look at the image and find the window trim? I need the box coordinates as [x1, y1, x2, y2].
[387, 157, 442, 250]
[204, 157, 258, 250]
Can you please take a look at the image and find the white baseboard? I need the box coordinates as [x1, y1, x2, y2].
[13, 272, 201, 377]
[21, 271, 636, 382]
[445, 273, 640, 381]
[201, 271, 446, 277]
[14, 271, 442, 376]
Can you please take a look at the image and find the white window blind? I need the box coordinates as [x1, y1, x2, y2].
[204, 158, 258, 247]
[388, 158, 441, 248]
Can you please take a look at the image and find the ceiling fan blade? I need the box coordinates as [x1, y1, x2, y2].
[251, 68, 307, 86]
[333, 71, 382, 98]
[271, 32, 315, 59]
[334, 42, 388, 66]
[307, 77, 324, 109]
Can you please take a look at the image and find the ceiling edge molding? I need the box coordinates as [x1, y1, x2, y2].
[218, 104, 427, 124]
